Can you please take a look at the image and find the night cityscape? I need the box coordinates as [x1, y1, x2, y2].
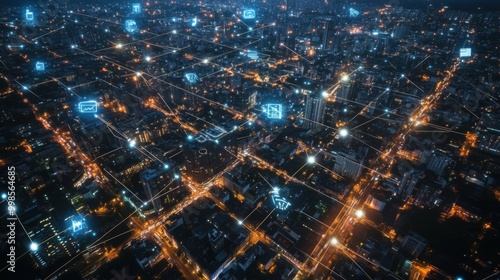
[0, 0, 499, 279]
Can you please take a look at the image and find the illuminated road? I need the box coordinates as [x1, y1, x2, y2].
[308, 60, 461, 279]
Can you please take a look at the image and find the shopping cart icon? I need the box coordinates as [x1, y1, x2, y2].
[78, 101, 98, 113]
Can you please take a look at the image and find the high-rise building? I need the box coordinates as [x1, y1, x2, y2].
[333, 151, 363, 179]
[337, 75, 354, 103]
[401, 232, 427, 258]
[303, 93, 326, 129]
[398, 170, 420, 199]
[140, 167, 178, 212]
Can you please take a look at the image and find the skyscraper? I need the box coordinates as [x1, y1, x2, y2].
[333, 151, 363, 180]
[303, 93, 326, 129]
[337, 75, 354, 103]
[140, 167, 177, 212]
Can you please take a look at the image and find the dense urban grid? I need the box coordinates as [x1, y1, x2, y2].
[0, 0, 499, 279]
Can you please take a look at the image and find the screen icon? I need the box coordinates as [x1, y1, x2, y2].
[79, 101, 98, 113]
[460, 48, 471, 58]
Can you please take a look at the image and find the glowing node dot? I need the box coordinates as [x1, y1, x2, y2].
[30, 243, 39, 251]
[341, 75, 349, 82]
[174, 174, 180, 179]
[355, 209, 364, 218]
[164, 164, 169, 169]
[128, 139, 137, 148]
[202, 58, 209, 64]
[321, 91, 328, 98]
[145, 56, 151, 62]
[331, 238, 338, 245]
[339, 128, 349, 137]
[273, 187, 279, 193]
[307, 156, 316, 164]
[187, 135, 194, 140]
[238, 220, 243, 225]
[1, 193, 6, 199]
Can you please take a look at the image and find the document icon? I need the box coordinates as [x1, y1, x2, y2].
[79, 101, 98, 113]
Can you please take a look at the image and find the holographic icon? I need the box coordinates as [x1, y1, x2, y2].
[79, 101, 98, 113]
[349, 8, 360, 17]
[124, 19, 137, 33]
[185, 73, 198, 84]
[72, 219, 83, 232]
[459, 48, 471, 58]
[243, 9, 256, 19]
[132, 3, 141, 13]
[271, 188, 291, 211]
[35, 62, 45, 71]
[26, 9, 34, 21]
[191, 17, 198, 27]
[263, 104, 283, 119]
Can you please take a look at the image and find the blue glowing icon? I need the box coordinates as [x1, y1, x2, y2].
[459, 48, 471, 58]
[263, 104, 283, 119]
[243, 9, 256, 19]
[132, 3, 141, 13]
[191, 17, 198, 27]
[72, 219, 83, 232]
[26, 9, 34, 21]
[124, 19, 137, 33]
[349, 8, 360, 17]
[35, 62, 45, 71]
[185, 73, 198, 84]
[271, 189, 291, 211]
[79, 101, 98, 113]
[247, 50, 259, 60]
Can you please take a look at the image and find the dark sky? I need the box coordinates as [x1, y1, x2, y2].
[1, 0, 499, 12]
